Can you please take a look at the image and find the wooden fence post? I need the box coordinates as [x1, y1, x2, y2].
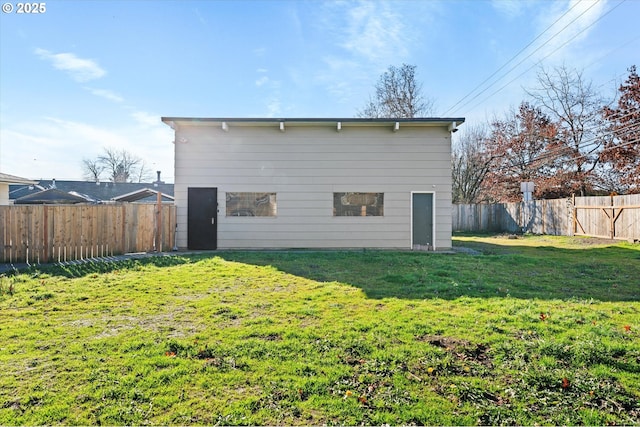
[43, 205, 49, 263]
[156, 190, 162, 252]
[610, 194, 615, 239]
[572, 194, 576, 236]
[121, 204, 127, 254]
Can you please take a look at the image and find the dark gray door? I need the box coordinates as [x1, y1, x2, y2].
[412, 193, 433, 248]
[188, 187, 217, 250]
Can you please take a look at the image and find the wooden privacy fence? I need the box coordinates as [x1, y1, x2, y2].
[1, 204, 177, 264]
[572, 194, 640, 240]
[453, 194, 640, 241]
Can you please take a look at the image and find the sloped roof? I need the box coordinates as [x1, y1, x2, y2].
[111, 188, 175, 203]
[0, 172, 37, 185]
[9, 180, 174, 203]
[14, 188, 91, 204]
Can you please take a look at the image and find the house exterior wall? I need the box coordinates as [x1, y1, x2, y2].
[0, 183, 9, 205]
[170, 120, 456, 249]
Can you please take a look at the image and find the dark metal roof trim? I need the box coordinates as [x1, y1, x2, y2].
[162, 117, 465, 125]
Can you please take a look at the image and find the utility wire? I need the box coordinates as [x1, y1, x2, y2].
[512, 121, 639, 164]
[480, 110, 639, 166]
[491, 124, 639, 174]
[584, 34, 640, 75]
[446, 0, 607, 116]
[443, 1, 581, 115]
[535, 124, 638, 166]
[480, 119, 639, 173]
[464, 0, 626, 115]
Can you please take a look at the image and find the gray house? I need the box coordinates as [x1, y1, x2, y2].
[162, 117, 464, 250]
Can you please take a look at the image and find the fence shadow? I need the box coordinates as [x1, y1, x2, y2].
[219, 244, 640, 302]
[0, 254, 193, 279]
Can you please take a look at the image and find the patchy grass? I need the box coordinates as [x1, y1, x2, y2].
[0, 235, 638, 425]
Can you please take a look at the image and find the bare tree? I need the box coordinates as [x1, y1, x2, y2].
[81, 147, 153, 183]
[452, 125, 492, 203]
[357, 64, 435, 118]
[82, 158, 104, 181]
[525, 65, 608, 196]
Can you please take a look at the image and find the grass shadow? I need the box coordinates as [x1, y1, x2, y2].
[0, 254, 194, 279]
[4, 239, 637, 302]
[219, 242, 640, 302]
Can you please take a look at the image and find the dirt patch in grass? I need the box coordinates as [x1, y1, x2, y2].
[418, 335, 493, 368]
[490, 234, 621, 247]
[418, 335, 472, 349]
[566, 236, 621, 246]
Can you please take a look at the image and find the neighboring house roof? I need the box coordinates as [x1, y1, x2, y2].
[14, 188, 91, 204]
[0, 172, 37, 185]
[9, 180, 174, 203]
[112, 188, 175, 203]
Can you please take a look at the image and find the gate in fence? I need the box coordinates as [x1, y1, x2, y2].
[453, 194, 640, 241]
[572, 194, 640, 241]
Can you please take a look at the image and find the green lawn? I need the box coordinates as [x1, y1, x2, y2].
[0, 235, 638, 425]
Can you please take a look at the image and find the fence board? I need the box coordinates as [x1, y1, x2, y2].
[453, 194, 639, 240]
[0, 203, 177, 264]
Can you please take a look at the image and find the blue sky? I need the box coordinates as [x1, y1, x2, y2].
[1, 0, 638, 182]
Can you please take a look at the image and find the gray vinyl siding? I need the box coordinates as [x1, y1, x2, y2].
[173, 123, 453, 249]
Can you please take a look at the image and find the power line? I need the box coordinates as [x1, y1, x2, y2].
[548, 136, 638, 168]
[456, 109, 639, 161]
[442, 0, 582, 115]
[492, 123, 639, 174]
[519, 121, 638, 163]
[479, 117, 639, 173]
[584, 34, 640, 75]
[445, 0, 608, 116]
[464, 0, 626, 115]
[537, 123, 638, 165]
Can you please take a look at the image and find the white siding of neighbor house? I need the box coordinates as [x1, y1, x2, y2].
[172, 122, 453, 249]
[0, 183, 10, 205]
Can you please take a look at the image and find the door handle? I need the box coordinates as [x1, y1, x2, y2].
[211, 218, 215, 225]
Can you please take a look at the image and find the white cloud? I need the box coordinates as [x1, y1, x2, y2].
[491, 0, 534, 18]
[0, 129, 61, 180]
[337, 1, 409, 63]
[266, 98, 281, 118]
[0, 116, 174, 181]
[34, 48, 106, 82]
[309, 1, 437, 109]
[316, 56, 361, 102]
[253, 47, 267, 57]
[130, 110, 159, 128]
[255, 76, 269, 87]
[0, 118, 124, 180]
[44, 117, 128, 147]
[84, 87, 124, 103]
[193, 7, 207, 25]
[534, 0, 608, 63]
[326, 80, 352, 104]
